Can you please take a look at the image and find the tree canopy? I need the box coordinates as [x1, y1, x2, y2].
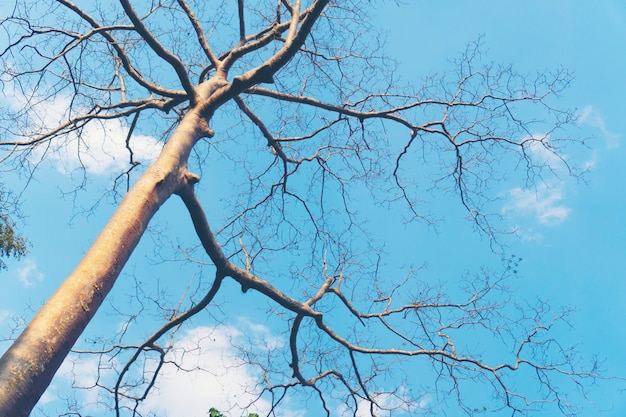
[0, 1, 598, 416]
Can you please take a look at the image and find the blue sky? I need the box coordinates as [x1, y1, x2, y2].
[1, 1, 625, 416]
[379, 2, 626, 415]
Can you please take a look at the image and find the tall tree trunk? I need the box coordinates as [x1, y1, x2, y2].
[0, 109, 211, 417]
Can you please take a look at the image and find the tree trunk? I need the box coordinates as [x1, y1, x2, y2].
[0, 109, 211, 417]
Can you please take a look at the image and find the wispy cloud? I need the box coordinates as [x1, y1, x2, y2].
[42, 116, 163, 176]
[502, 183, 571, 239]
[45, 322, 304, 417]
[525, 135, 566, 168]
[500, 132, 573, 238]
[2, 83, 163, 176]
[16, 259, 44, 287]
[142, 324, 305, 417]
[579, 105, 621, 149]
[47, 355, 104, 409]
[29, 94, 163, 176]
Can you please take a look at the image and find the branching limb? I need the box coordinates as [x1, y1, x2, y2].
[57, 0, 187, 99]
[246, 86, 424, 132]
[225, 0, 330, 89]
[176, 177, 320, 318]
[234, 96, 292, 163]
[0, 99, 169, 147]
[175, 0, 220, 67]
[118, 0, 196, 102]
[111, 270, 225, 415]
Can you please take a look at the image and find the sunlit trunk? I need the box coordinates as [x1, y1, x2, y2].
[0, 109, 209, 417]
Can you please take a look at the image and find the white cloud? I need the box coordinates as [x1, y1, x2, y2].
[40, 321, 435, 417]
[502, 134, 572, 236]
[237, 317, 285, 351]
[2, 82, 163, 176]
[502, 184, 571, 227]
[140, 325, 281, 417]
[45, 117, 163, 176]
[42, 355, 104, 410]
[40, 322, 304, 417]
[579, 105, 620, 149]
[525, 136, 565, 170]
[16, 259, 44, 287]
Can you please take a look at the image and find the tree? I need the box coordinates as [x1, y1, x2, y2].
[0, 1, 594, 416]
[0, 185, 28, 270]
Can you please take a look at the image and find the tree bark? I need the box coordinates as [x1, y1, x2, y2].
[0, 108, 211, 417]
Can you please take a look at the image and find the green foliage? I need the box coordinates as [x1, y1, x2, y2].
[209, 408, 258, 417]
[0, 213, 28, 270]
[0, 187, 28, 269]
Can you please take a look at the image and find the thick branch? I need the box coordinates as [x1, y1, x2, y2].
[57, 0, 187, 99]
[175, 0, 219, 67]
[118, 0, 196, 101]
[176, 182, 320, 318]
[246, 86, 421, 132]
[225, 0, 329, 89]
[234, 95, 293, 167]
[237, 0, 246, 45]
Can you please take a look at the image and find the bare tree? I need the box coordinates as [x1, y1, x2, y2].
[0, 1, 594, 416]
